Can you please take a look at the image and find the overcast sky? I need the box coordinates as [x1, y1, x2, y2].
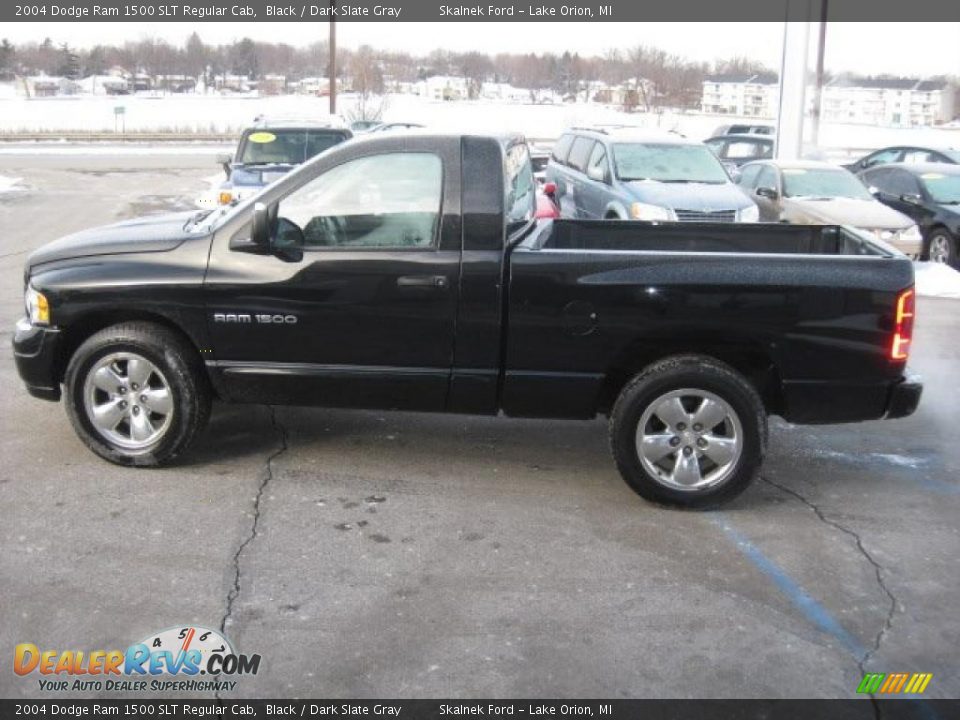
[7, 22, 960, 76]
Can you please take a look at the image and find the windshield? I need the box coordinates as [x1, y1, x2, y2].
[238, 129, 344, 165]
[613, 143, 729, 184]
[920, 172, 960, 203]
[782, 168, 873, 200]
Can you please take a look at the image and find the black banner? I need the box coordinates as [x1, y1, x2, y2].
[4, 0, 960, 22]
[2, 700, 960, 720]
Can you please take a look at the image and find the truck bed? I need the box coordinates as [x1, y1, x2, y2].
[503, 220, 914, 423]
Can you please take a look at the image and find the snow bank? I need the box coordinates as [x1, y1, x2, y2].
[0, 174, 25, 193]
[915, 262, 960, 299]
[1, 93, 957, 157]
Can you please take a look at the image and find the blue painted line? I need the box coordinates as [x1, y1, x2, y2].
[713, 513, 868, 659]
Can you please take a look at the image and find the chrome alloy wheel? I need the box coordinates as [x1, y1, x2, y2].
[929, 234, 952, 264]
[82, 352, 174, 451]
[635, 388, 743, 491]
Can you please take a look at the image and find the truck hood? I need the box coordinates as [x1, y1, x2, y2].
[623, 180, 753, 211]
[27, 211, 201, 269]
[785, 197, 913, 230]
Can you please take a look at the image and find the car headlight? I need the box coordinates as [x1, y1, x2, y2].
[869, 228, 895, 241]
[630, 202, 673, 221]
[25, 286, 50, 326]
[739, 204, 760, 223]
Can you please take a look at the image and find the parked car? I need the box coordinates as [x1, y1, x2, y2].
[349, 120, 383, 133]
[705, 134, 775, 175]
[14, 133, 921, 507]
[859, 162, 960, 265]
[546, 127, 758, 223]
[535, 183, 560, 219]
[528, 143, 551, 184]
[366, 122, 425, 133]
[737, 160, 923, 257]
[843, 145, 960, 174]
[712, 123, 774, 137]
[215, 119, 352, 206]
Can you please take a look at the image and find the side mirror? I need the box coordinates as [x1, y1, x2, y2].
[756, 186, 779, 200]
[229, 202, 272, 254]
[868, 186, 881, 197]
[216, 153, 232, 177]
[900, 193, 922, 205]
[587, 164, 607, 183]
[543, 181, 557, 197]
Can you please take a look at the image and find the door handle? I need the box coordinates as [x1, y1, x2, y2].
[397, 275, 448, 289]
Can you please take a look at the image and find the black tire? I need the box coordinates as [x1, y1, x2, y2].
[64, 322, 211, 467]
[925, 228, 956, 266]
[609, 355, 767, 508]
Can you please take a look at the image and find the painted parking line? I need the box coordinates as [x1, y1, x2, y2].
[713, 514, 867, 659]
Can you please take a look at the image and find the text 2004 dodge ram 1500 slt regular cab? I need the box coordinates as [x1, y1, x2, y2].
[13, 132, 922, 507]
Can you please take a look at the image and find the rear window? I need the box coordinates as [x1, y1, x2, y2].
[567, 137, 595, 173]
[551, 134, 574, 163]
[238, 129, 347, 165]
[504, 143, 535, 234]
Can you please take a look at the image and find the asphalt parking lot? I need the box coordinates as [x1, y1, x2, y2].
[0, 149, 957, 701]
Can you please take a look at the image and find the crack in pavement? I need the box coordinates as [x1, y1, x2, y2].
[761, 475, 898, 717]
[218, 405, 289, 637]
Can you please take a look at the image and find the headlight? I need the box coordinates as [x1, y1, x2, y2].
[869, 228, 895, 241]
[25, 286, 50, 326]
[630, 202, 673, 221]
[739, 204, 760, 223]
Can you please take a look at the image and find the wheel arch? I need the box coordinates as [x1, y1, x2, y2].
[55, 311, 210, 393]
[597, 338, 783, 417]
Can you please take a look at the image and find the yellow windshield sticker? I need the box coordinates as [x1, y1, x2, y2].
[920, 173, 945, 180]
[248, 132, 276, 144]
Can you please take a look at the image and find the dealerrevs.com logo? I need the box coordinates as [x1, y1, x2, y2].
[14, 626, 261, 693]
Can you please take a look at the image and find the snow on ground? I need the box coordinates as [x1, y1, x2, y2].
[0, 174, 26, 193]
[914, 262, 960, 299]
[1, 91, 958, 155]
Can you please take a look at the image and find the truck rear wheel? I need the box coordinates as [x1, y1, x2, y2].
[609, 355, 767, 508]
[64, 322, 211, 467]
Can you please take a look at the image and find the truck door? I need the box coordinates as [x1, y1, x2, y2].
[204, 142, 461, 411]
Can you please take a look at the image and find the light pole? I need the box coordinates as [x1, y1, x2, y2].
[329, 0, 337, 115]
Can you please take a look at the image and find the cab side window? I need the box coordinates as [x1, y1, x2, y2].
[567, 137, 595, 174]
[275, 153, 443, 250]
[862, 148, 902, 169]
[756, 166, 779, 192]
[551, 134, 575, 165]
[738, 164, 763, 189]
[586, 143, 609, 181]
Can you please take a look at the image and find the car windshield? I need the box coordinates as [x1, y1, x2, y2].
[782, 168, 873, 200]
[613, 143, 729, 184]
[238, 129, 343, 165]
[920, 172, 960, 203]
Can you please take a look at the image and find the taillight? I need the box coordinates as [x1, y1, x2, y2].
[891, 287, 915, 361]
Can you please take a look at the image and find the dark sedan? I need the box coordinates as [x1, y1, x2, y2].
[844, 145, 960, 174]
[859, 162, 960, 266]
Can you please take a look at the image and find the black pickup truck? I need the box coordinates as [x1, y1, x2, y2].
[13, 132, 922, 507]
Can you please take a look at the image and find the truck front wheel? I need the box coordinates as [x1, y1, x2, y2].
[609, 355, 767, 508]
[64, 322, 211, 466]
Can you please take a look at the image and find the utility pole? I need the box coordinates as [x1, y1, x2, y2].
[809, 0, 829, 148]
[328, 0, 337, 115]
